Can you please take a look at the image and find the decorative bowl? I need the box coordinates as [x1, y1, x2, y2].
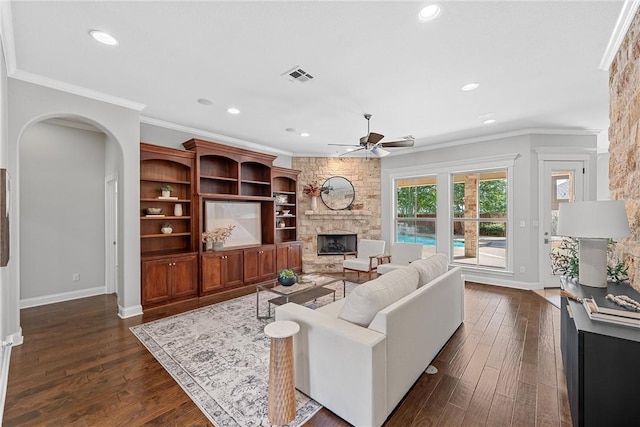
[146, 207, 163, 215]
[278, 276, 297, 286]
[282, 210, 290, 215]
[275, 211, 280, 216]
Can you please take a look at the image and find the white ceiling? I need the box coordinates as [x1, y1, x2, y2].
[5, 1, 625, 156]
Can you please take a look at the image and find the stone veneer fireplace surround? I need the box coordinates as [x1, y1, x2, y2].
[292, 157, 382, 273]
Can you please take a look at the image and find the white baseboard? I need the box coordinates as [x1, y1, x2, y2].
[20, 287, 106, 309]
[6, 330, 22, 346]
[118, 304, 143, 319]
[463, 273, 540, 291]
[0, 341, 12, 426]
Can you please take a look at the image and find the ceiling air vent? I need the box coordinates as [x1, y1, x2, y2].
[281, 66, 314, 83]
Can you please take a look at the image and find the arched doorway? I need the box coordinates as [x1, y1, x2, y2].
[18, 115, 123, 309]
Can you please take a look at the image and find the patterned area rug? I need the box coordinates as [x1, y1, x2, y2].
[130, 279, 356, 427]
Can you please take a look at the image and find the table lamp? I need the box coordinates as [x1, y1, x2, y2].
[557, 200, 630, 287]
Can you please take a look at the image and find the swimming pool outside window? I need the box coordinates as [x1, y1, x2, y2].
[396, 176, 437, 256]
[452, 170, 507, 269]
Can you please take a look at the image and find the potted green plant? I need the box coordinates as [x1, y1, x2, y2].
[160, 184, 173, 198]
[161, 222, 173, 234]
[278, 269, 297, 286]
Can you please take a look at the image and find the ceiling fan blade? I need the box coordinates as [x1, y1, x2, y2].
[367, 132, 385, 144]
[371, 147, 390, 157]
[380, 139, 415, 148]
[339, 146, 367, 157]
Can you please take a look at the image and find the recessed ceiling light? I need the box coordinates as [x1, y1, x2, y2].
[461, 83, 480, 91]
[300, 132, 310, 137]
[346, 148, 356, 152]
[227, 107, 240, 115]
[89, 30, 119, 46]
[197, 98, 213, 105]
[418, 4, 442, 22]
[483, 119, 496, 125]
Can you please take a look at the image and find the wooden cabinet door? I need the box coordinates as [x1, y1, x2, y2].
[276, 244, 289, 272]
[243, 248, 261, 284]
[222, 250, 244, 287]
[288, 242, 302, 273]
[259, 246, 276, 281]
[142, 259, 171, 305]
[171, 255, 198, 299]
[202, 253, 224, 293]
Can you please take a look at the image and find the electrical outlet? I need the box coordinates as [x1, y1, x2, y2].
[519, 266, 525, 274]
[72, 273, 80, 282]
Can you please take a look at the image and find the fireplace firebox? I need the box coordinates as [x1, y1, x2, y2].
[317, 232, 357, 256]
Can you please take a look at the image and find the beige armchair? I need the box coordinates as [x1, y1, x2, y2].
[342, 239, 386, 280]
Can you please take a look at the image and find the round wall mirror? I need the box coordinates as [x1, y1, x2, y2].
[320, 176, 355, 210]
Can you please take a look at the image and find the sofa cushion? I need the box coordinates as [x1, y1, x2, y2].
[338, 267, 419, 327]
[409, 253, 449, 287]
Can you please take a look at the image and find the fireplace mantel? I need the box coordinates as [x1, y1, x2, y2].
[304, 210, 372, 219]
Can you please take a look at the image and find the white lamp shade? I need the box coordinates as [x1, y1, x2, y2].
[557, 200, 631, 238]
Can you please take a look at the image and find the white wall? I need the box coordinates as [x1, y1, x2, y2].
[382, 131, 597, 289]
[597, 152, 610, 200]
[8, 78, 142, 326]
[19, 122, 106, 303]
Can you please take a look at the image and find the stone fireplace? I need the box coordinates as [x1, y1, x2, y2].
[317, 232, 357, 255]
[292, 157, 382, 273]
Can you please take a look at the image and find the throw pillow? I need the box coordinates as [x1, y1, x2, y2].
[410, 253, 448, 287]
[338, 267, 419, 327]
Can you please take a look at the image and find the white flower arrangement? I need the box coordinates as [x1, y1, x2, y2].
[202, 225, 235, 243]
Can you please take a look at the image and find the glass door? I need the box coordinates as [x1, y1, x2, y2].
[540, 161, 584, 287]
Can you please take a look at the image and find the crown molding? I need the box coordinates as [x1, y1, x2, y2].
[9, 69, 146, 111]
[140, 115, 292, 157]
[599, 0, 640, 71]
[405, 128, 601, 156]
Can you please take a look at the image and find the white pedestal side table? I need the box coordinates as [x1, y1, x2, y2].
[264, 320, 300, 426]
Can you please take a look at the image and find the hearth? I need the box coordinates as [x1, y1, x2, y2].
[317, 232, 357, 256]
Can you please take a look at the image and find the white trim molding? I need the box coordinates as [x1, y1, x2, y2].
[9, 70, 146, 111]
[141, 116, 292, 157]
[20, 286, 107, 309]
[118, 304, 143, 319]
[599, 0, 640, 71]
[1, 341, 12, 426]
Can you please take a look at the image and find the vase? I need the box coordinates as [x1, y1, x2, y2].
[213, 242, 224, 251]
[311, 196, 318, 212]
[161, 190, 170, 198]
[161, 227, 172, 234]
[174, 204, 183, 217]
[205, 239, 214, 251]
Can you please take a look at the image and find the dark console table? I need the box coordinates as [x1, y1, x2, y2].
[560, 280, 640, 427]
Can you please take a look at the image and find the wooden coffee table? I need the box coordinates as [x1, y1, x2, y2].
[256, 274, 346, 319]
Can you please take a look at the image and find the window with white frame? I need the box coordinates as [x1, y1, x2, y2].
[451, 170, 507, 269]
[395, 176, 437, 256]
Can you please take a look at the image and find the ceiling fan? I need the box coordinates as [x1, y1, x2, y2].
[330, 114, 415, 157]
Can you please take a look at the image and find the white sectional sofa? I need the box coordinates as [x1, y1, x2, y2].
[275, 254, 464, 427]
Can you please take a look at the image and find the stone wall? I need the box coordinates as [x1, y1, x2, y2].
[292, 157, 382, 273]
[609, 9, 640, 292]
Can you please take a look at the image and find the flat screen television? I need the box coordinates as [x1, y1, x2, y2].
[204, 201, 262, 248]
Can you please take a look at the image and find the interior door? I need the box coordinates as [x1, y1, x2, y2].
[540, 161, 585, 288]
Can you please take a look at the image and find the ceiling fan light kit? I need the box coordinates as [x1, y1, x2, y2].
[329, 113, 415, 157]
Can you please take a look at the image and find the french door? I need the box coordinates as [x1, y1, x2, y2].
[539, 161, 585, 288]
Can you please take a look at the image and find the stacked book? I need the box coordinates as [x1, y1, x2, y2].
[582, 294, 640, 328]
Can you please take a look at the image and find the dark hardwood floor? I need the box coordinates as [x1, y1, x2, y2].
[4, 281, 570, 426]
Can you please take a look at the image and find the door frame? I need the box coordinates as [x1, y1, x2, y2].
[105, 175, 118, 295]
[536, 148, 596, 288]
